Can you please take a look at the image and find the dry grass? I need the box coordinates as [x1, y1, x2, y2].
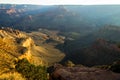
[25, 31, 65, 66]
[30, 44, 65, 66]
[0, 72, 25, 80]
[27, 30, 65, 66]
[0, 28, 65, 77]
[0, 38, 20, 74]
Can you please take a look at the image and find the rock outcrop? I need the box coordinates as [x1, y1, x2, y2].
[50, 64, 120, 80]
[0, 27, 65, 69]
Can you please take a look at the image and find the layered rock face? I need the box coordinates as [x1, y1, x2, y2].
[50, 64, 120, 80]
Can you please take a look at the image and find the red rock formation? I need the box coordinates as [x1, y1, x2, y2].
[6, 8, 16, 15]
[50, 64, 120, 80]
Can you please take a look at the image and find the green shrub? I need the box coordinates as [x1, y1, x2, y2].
[15, 58, 47, 80]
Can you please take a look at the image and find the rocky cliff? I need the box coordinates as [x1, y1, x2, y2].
[0, 27, 64, 75]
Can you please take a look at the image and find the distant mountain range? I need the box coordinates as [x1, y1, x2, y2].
[1, 4, 120, 65]
[1, 4, 120, 32]
[0, 4, 120, 79]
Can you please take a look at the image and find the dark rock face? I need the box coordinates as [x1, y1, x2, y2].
[50, 64, 120, 80]
[62, 38, 120, 66]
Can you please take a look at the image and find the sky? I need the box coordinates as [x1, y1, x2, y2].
[0, 0, 120, 5]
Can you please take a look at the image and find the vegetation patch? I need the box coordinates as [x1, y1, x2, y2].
[15, 58, 47, 80]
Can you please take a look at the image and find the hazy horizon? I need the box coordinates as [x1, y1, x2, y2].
[0, 0, 120, 5]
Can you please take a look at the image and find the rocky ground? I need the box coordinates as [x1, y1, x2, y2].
[49, 64, 120, 80]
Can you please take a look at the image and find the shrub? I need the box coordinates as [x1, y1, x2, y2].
[15, 58, 47, 80]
